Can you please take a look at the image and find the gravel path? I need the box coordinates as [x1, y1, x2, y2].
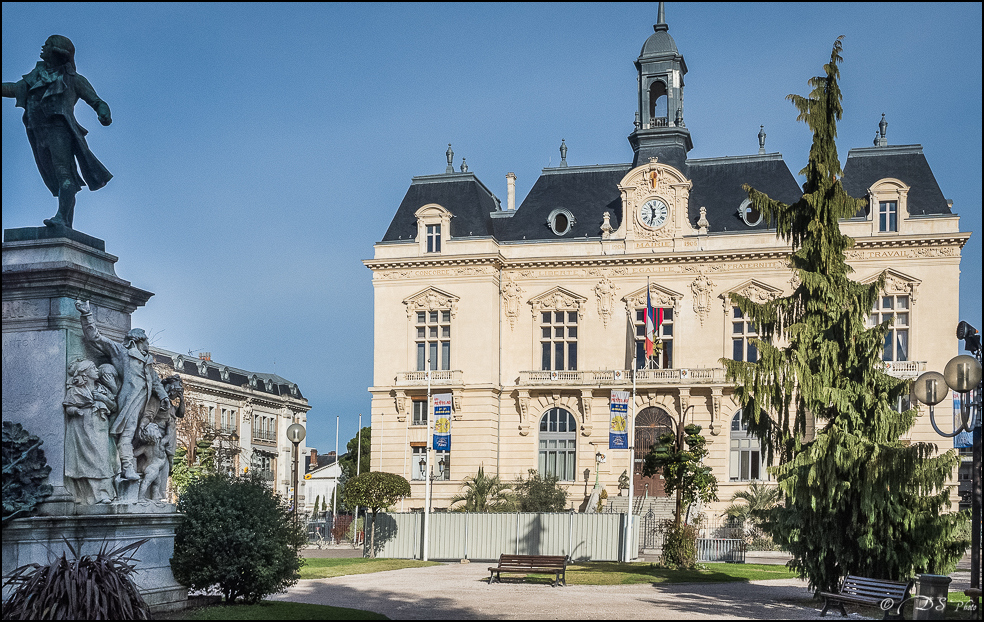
[273, 562, 875, 620]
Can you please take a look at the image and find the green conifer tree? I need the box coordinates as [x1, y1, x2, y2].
[722, 37, 967, 593]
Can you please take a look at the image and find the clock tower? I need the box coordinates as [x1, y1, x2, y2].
[628, 3, 693, 171]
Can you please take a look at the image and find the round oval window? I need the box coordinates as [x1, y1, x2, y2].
[554, 212, 569, 233]
[740, 199, 763, 226]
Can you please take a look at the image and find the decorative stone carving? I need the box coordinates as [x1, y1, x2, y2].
[528, 287, 588, 319]
[62, 358, 116, 504]
[623, 283, 683, 317]
[601, 212, 614, 238]
[517, 391, 531, 436]
[594, 275, 618, 328]
[404, 287, 460, 319]
[690, 274, 716, 326]
[580, 390, 594, 436]
[710, 388, 724, 436]
[502, 274, 524, 331]
[1, 422, 53, 523]
[722, 280, 783, 310]
[75, 300, 169, 498]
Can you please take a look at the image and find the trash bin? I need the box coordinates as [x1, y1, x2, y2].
[912, 574, 951, 620]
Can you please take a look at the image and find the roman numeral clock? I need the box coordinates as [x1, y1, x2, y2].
[617, 159, 694, 246]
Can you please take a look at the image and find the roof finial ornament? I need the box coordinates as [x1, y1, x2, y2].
[876, 113, 888, 147]
[559, 139, 568, 167]
[446, 144, 454, 174]
[758, 125, 767, 154]
[654, 2, 668, 32]
[460, 158, 468, 173]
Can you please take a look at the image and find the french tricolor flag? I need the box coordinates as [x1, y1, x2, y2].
[644, 288, 664, 362]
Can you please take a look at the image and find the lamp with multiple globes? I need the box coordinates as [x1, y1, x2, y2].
[912, 322, 982, 594]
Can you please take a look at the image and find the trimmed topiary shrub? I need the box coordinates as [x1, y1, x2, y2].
[170, 472, 306, 604]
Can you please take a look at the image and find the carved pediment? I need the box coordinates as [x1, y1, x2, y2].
[623, 283, 685, 316]
[404, 287, 460, 319]
[528, 287, 588, 319]
[860, 268, 920, 302]
[720, 279, 784, 310]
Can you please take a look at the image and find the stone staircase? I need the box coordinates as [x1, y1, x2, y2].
[605, 495, 676, 519]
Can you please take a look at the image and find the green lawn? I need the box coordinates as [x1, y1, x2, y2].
[166, 601, 387, 620]
[516, 561, 801, 586]
[299, 557, 441, 580]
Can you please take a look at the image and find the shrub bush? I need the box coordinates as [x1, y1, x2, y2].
[170, 472, 306, 604]
[658, 519, 701, 570]
[2, 539, 150, 620]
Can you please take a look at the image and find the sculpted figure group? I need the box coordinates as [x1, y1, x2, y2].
[63, 300, 184, 504]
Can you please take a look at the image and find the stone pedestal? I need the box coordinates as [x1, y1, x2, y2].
[2, 228, 187, 612]
[2, 508, 187, 613]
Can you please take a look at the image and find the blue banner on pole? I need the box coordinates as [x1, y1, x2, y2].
[433, 393, 452, 450]
[610, 390, 629, 449]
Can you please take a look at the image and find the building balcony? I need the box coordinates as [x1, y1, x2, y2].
[395, 370, 464, 386]
[877, 360, 926, 379]
[517, 368, 727, 387]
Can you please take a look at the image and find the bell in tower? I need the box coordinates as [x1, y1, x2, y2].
[628, 2, 693, 171]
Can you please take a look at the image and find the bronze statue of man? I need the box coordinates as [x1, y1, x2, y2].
[2, 35, 113, 229]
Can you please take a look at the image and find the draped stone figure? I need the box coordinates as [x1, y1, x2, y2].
[75, 300, 168, 483]
[63, 358, 116, 504]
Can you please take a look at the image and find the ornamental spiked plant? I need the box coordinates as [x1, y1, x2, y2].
[722, 36, 967, 593]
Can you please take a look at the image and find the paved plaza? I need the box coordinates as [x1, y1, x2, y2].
[277, 548, 977, 620]
[274, 561, 856, 620]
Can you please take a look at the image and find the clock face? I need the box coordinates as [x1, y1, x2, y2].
[640, 198, 669, 228]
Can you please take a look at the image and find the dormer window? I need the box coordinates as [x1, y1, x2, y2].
[867, 178, 909, 235]
[739, 198, 763, 227]
[415, 203, 452, 255]
[426, 224, 442, 253]
[547, 208, 575, 236]
[878, 201, 898, 232]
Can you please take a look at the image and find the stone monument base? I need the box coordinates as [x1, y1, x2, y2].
[2, 505, 188, 613]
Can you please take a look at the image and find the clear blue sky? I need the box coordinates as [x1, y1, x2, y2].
[4, 3, 981, 454]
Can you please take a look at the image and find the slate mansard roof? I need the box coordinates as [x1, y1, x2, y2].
[378, 142, 952, 245]
[842, 145, 952, 217]
[150, 346, 305, 400]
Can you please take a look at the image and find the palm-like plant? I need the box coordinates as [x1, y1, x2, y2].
[449, 466, 511, 512]
[724, 481, 781, 529]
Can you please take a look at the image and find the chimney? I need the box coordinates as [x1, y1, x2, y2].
[199, 352, 211, 361]
[309, 448, 318, 468]
[506, 172, 517, 211]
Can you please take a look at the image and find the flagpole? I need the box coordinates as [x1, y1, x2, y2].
[626, 351, 637, 562]
[423, 362, 432, 561]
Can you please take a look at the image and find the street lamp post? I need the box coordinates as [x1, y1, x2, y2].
[287, 423, 306, 526]
[912, 322, 982, 594]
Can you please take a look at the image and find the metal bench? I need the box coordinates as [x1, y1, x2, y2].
[488, 554, 568, 587]
[819, 574, 912, 619]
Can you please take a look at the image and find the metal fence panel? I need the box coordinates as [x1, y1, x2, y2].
[696, 538, 745, 563]
[365, 512, 638, 562]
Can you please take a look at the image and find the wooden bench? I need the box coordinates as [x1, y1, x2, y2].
[819, 575, 912, 619]
[487, 554, 568, 587]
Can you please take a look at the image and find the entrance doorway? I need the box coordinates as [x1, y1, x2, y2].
[633, 407, 675, 497]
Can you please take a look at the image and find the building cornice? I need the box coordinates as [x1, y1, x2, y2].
[365, 233, 968, 275]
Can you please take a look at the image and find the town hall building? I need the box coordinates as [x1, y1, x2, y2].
[364, 7, 969, 516]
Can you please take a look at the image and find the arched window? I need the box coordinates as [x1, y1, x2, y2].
[538, 408, 576, 481]
[649, 81, 668, 126]
[730, 411, 765, 482]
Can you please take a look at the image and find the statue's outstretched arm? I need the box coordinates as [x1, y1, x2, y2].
[76, 74, 111, 126]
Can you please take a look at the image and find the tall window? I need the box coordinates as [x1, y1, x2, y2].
[412, 445, 426, 480]
[730, 411, 764, 482]
[878, 201, 898, 232]
[426, 224, 441, 252]
[416, 310, 451, 371]
[434, 450, 450, 481]
[869, 294, 909, 361]
[732, 307, 759, 363]
[538, 408, 576, 481]
[412, 399, 427, 426]
[635, 307, 673, 369]
[540, 311, 578, 371]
